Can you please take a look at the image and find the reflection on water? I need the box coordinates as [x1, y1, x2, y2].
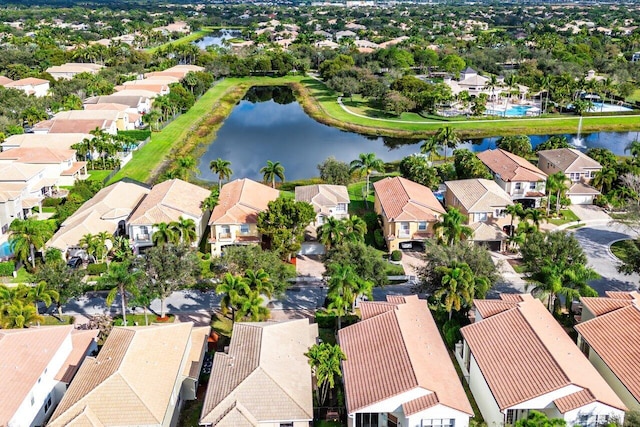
[196, 87, 640, 182]
[194, 29, 242, 49]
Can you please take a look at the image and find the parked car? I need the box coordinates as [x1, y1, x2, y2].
[67, 256, 83, 269]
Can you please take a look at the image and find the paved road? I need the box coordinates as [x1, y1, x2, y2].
[572, 223, 640, 295]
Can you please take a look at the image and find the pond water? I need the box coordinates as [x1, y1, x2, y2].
[194, 29, 242, 49]
[196, 86, 640, 182]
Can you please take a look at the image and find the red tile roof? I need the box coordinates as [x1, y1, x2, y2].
[580, 297, 632, 317]
[209, 179, 280, 225]
[554, 389, 596, 413]
[338, 295, 472, 415]
[373, 176, 445, 222]
[477, 149, 547, 182]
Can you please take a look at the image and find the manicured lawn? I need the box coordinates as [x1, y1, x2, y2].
[211, 311, 233, 337]
[548, 209, 580, 226]
[610, 240, 630, 262]
[146, 29, 211, 54]
[384, 262, 405, 276]
[113, 313, 175, 326]
[178, 399, 203, 427]
[87, 170, 111, 182]
[11, 267, 33, 284]
[41, 315, 75, 325]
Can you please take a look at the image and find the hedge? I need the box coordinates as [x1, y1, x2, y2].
[0, 261, 15, 276]
[391, 250, 403, 261]
[42, 197, 63, 207]
[315, 310, 359, 329]
[87, 263, 107, 275]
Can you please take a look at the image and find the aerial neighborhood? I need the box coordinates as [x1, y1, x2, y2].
[1, 1, 640, 427]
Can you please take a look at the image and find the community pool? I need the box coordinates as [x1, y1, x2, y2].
[0, 241, 13, 258]
[486, 105, 535, 117]
[588, 102, 633, 113]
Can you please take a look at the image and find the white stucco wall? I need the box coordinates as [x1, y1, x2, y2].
[564, 401, 625, 427]
[467, 354, 503, 427]
[406, 404, 471, 427]
[586, 348, 639, 411]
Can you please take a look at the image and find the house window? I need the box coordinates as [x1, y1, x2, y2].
[240, 224, 250, 235]
[506, 410, 515, 424]
[219, 225, 231, 239]
[529, 182, 536, 190]
[336, 203, 347, 212]
[418, 221, 427, 231]
[356, 413, 379, 427]
[280, 424, 294, 427]
[30, 393, 34, 406]
[399, 222, 410, 237]
[476, 212, 488, 222]
[44, 395, 52, 413]
[421, 419, 455, 427]
[515, 182, 522, 190]
[570, 173, 580, 181]
[579, 338, 590, 357]
[495, 209, 507, 218]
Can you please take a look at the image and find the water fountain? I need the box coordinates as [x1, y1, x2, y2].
[572, 116, 584, 147]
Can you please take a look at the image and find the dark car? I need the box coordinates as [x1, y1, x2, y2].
[67, 257, 83, 269]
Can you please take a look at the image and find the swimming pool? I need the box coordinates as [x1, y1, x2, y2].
[588, 102, 633, 113]
[0, 241, 14, 258]
[486, 105, 535, 117]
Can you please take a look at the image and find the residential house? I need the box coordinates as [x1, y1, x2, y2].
[0, 162, 55, 209]
[46, 62, 105, 80]
[0, 326, 98, 427]
[0, 146, 88, 186]
[339, 295, 474, 427]
[477, 148, 547, 208]
[0, 76, 14, 86]
[373, 176, 446, 252]
[2, 77, 50, 97]
[295, 184, 349, 227]
[199, 319, 317, 426]
[537, 148, 602, 204]
[209, 178, 279, 257]
[112, 88, 161, 100]
[115, 79, 170, 96]
[578, 290, 639, 322]
[575, 292, 640, 410]
[48, 322, 209, 427]
[444, 67, 528, 101]
[1, 133, 92, 151]
[84, 103, 142, 128]
[0, 183, 27, 235]
[336, 30, 357, 40]
[456, 294, 626, 426]
[84, 94, 151, 114]
[50, 109, 131, 131]
[31, 118, 118, 135]
[444, 178, 513, 251]
[127, 179, 211, 252]
[144, 64, 206, 80]
[47, 180, 150, 255]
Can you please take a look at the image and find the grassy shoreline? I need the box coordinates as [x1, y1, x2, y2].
[110, 74, 640, 185]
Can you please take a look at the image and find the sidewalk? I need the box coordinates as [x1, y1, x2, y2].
[491, 252, 528, 294]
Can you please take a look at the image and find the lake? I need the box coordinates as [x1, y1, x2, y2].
[194, 29, 242, 49]
[196, 86, 640, 182]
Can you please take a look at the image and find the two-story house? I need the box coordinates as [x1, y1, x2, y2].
[0, 147, 88, 186]
[537, 148, 602, 205]
[0, 184, 26, 236]
[477, 148, 547, 208]
[2, 77, 50, 97]
[456, 294, 627, 427]
[444, 178, 513, 251]
[209, 178, 280, 257]
[0, 326, 98, 427]
[127, 179, 211, 252]
[46, 62, 104, 80]
[84, 94, 151, 115]
[295, 184, 349, 227]
[0, 163, 55, 214]
[373, 176, 446, 252]
[574, 291, 640, 411]
[48, 322, 209, 427]
[1, 133, 92, 151]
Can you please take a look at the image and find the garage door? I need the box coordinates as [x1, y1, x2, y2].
[569, 195, 594, 205]
[299, 242, 326, 255]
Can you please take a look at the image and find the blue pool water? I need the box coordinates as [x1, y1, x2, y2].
[0, 242, 13, 258]
[486, 105, 534, 117]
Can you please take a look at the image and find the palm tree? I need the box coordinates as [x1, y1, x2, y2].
[343, 215, 367, 242]
[152, 222, 179, 247]
[326, 263, 369, 328]
[216, 273, 250, 326]
[9, 219, 53, 269]
[305, 343, 346, 406]
[174, 156, 197, 182]
[1, 300, 43, 328]
[434, 261, 475, 320]
[349, 153, 384, 206]
[433, 207, 473, 245]
[201, 189, 219, 212]
[317, 217, 346, 250]
[592, 167, 617, 194]
[171, 217, 197, 245]
[27, 281, 59, 326]
[236, 290, 270, 321]
[625, 139, 640, 162]
[546, 172, 570, 216]
[209, 158, 233, 190]
[505, 203, 524, 236]
[101, 262, 141, 326]
[525, 208, 546, 231]
[420, 137, 439, 162]
[110, 236, 132, 262]
[434, 126, 461, 161]
[260, 160, 286, 188]
[243, 268, 273, 299]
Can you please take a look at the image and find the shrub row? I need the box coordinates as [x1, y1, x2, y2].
[87, 263, 107, 275]
[0, 261, 15, 276]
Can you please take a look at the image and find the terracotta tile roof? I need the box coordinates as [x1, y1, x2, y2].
[473, 299, 518, 318]
[46, 63, 103, 74]
[0, 162, 46, 182]
[84, 103, 130, 112]
[128, 178, 210, 225]
[112, 89, 158, 99]
[295, 184, 349, 215]
[445, 178, 513, 212]
[462, 295, 626, 411]
[605, 291, 639, 300]
[580, 297, 633, 317]
[55, 329, 99, 384]
[0, 146, 75, 163]
[554, 389, 596, 413]
[0, 76, 14, 85]
[53, 110, 121, 121]
[500, 294, 527, 302]
[84, 95, 148, 108]
[477, 149, 547, 182]
[49, 322, 207, 427]
[402, 393, 439, 416]
[200, 319, 316, 425]
[575, 305, 640, 403]
[338, 295, 473, 415]
[115, 83, 168, 94]
[0, 326, 75, 426]
[33, 119, 112, 134]
[6, 77, 49, 86]
[373, 176, 445, 222]
[538, 148, 602, 173]
[468, 222, 508, 241]
[209, 178, 280, 225]
[62, 162, 87, 176]
[1, 133, 92, 151]
[568, 182, 600, 195]
[359, 301, 399, 320]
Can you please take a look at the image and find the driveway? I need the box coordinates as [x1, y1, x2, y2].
[572, 223, 640, 295]
[570, 204, 612, 222]
[296, 254, 325, 279]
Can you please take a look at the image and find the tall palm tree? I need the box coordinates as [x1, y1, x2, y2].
[174, 156, 197, 182]
[101, 261, 141, 327]
[343, 215, 367, 242]
[216, 273, 250, 326]
[435, 126, 461, 161]
[420, 137, 439, 162]
[317, 217, 346, 250]
[625, 139, 640, 161]
[1, 300, 43, 329]
[27, 281, 59, 326]
[433, 207, 473, 245]
[434, 261, 475, 320]
[236, 290, 270, 321]
[243, 268, 273, 299]
[152, 222, 179, 247]
[592, 167, 617, 194]
[326, 263, 369, 328]
[9, 218, 53, 269]
[525, 208, 546, 231]
[505, 203, 524, 236]
[349, 153, 384, 206]
[260, 160, 286, 188]
[305, 343, 346, 406]
[209, 158, 233, 190]
[546, 172, 570, 216]
[171, 217, 197, 245]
